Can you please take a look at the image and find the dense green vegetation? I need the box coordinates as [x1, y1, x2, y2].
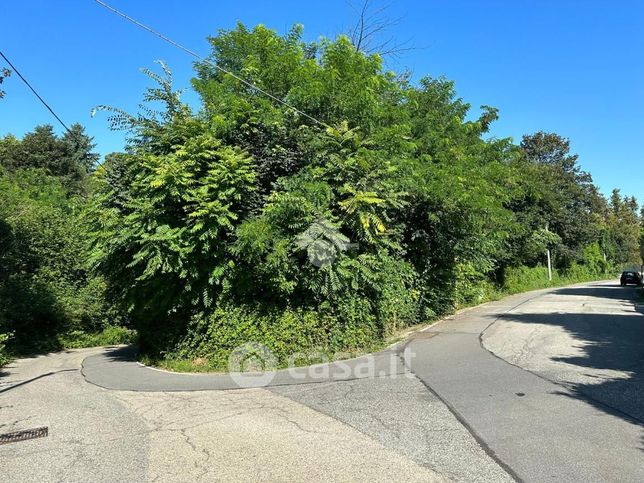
[0, 127, 135, 362]
[1, 24, 642, 368]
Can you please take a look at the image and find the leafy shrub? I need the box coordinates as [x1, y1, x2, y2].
[503, 262, 612, 295]
[358, 253, 419, 336]
[560, 261, 611, 283]
[58, 326, 136, 349]
[86, 24, 637, 370]
[168, 303, 377, 369]
[503, 265, 555, 294]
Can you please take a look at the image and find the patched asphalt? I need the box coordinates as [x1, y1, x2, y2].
[1, 350, 446, 482]
[409, 281, 644, 482]
[271, 375, 514, 482]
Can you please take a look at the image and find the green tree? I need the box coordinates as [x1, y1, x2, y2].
[0, 167, 119, 352]
[89, 67, 258, 349]
[0, 123, 98, 195]
[62, 124, 101, 173]
[605, 189, 640, 265]
[515, 131, 601, 267]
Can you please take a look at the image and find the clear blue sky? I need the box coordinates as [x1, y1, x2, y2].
[1, 1, 642, 201]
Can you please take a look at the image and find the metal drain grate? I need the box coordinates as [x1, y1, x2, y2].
[0, 427, 48, 445]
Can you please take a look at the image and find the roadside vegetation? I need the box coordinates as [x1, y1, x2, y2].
[0, 127, 135, 364]
[1, 23, 642, 369]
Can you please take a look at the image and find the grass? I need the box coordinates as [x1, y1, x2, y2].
[139, 355, 224, 373]
[139, 345, 382, 374]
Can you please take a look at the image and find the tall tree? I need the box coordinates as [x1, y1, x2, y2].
[0, 124, 98, 195]
[520, 131, 580, 172]
[605, 189, 640, 265]
[62, 124, 100, 173]
[517, 131, 599, 266]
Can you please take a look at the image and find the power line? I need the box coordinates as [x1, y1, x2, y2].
[0, 50, 70, 132]
[94, 0, 331, 129]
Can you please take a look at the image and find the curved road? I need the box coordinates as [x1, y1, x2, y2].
[2, 280, 643, 482]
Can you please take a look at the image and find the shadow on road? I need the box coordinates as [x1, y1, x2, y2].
[553, 282, 641, 300]
[506, 284, 644, 431]
[100, 344, 139, 362]
[0, 368, 77, 394]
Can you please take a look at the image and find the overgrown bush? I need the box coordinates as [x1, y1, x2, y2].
[503, 262, 614, 295]
[172, 306, 331, 369]
[0, 167, 128, 354]
[58, 326, 136, 349]
[2, 24, 636, 370]
[86, 24, 638, 369]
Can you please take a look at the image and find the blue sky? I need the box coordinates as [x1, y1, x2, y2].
[1, 1, 642, 201]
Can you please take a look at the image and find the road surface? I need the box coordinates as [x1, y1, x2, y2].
[1, 280, 643, 482]
[407, 281, 644, 482]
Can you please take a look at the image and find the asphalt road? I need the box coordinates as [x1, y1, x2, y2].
[2, 280, 643, 482]
[409, 280, 644, 482]
[483, 282, 644, 423]
[0, 350, 446, 482]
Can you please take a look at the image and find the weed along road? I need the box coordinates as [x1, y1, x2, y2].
[1, 280, 643, 482]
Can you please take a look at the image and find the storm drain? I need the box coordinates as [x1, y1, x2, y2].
[0, 427, 48, 445]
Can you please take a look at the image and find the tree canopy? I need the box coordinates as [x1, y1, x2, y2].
[0, 124, 99, 195]
[85, 24, 642, 364]
[1, 23, 640, 367]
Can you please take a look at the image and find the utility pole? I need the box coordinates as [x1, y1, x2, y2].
[547, 247, 552, 281]
[546, 224, 553, 281]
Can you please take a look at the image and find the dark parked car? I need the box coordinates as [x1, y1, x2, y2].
[620, 271, 642, 286]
